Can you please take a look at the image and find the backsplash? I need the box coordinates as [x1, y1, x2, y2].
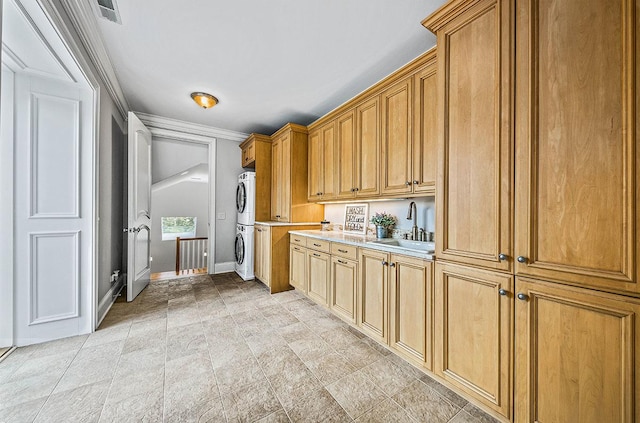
[323, 197, 435, 238]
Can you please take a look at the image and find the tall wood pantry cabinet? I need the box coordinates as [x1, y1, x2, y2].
[424, 0, 640, 421]
[270, 123, 324, 223]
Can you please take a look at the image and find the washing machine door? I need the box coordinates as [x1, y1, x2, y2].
[235, 233, 245, 265]
[236, 182, 247, 214]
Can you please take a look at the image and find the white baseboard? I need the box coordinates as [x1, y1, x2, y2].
[214, 262, 235, 274]
[97, 276, 124, 327]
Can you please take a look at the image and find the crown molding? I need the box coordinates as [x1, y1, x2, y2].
[135, 112, 250, 143]
[55, 0, 129, 119]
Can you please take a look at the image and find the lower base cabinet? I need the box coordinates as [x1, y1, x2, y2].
[307, 250, 330, 306]
[389, 255, 433, 369]
[358, 248, 390, 344]
[330, 256, 358, 324]
[515, 277, 640, 423]
[289, 244, 307, 293]
[434, 262, 513, 420]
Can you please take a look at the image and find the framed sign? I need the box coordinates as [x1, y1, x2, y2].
[343, 203, 369, 234]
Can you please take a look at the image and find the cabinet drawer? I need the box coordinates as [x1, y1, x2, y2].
[331, 243, 358, 260]
[290, 235, 307, 247]
[307, 239, 330, 253]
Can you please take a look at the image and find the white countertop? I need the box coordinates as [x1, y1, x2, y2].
[289, 229, 434, 260]
[255, 221, 322, 227]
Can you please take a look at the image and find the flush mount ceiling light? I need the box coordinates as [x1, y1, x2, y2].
[190, 92, 218, 109]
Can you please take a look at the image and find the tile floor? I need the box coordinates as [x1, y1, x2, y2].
[0, 273, 499, 423]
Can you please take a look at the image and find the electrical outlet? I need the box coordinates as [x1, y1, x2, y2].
[217, 212, 226, 220]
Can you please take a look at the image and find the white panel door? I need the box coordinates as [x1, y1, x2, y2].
[13, 73, 93, 345]
[126, 112, 152, 301]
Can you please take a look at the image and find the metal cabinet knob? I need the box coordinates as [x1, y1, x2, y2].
[413, 180, 419, 185]
[319, 192, 323, 196]
[354, 187, 359, 191]
[517, 293, 529, 301]
[405, 181, 411, 186]
[498, 253, 508, 261]
[381, 260, 388, 266]
[498, 288, 507, 296]
[389, 262, 396, 268]
[517, 256, 527, 263]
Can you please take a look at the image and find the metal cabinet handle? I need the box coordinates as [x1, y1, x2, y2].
[517, 256, 527, 264]
[382, 260, 388, 266]
[337, 259, 347, 264]
[498, 253, 508, 261]
[338, 249, 348, 253]
[389, 262, 396, 268]
[517, 293, 529, 301]
[313, 253, 321, 257]
[498, 288, 508, 296]
[405, 181, 411, 186]
[413, 180, 419, 185]
[313, 243, 321, 247]
[293, 247, 301, 251]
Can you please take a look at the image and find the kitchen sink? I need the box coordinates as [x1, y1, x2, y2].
[367, 238, 435, 254]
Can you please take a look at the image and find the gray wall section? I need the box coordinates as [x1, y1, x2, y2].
[215, 139, 243, 264]
[150, 181, 209, 273]
[152, 137, 208, 183]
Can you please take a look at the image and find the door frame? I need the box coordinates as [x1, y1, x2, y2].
[138, 123, 217, 273]
[0, 0, 101, 344]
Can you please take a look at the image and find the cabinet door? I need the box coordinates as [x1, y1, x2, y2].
[280, 134, 291, 222]
[270, 140, 281, 220]
[434, 0, 513, 272]
[515, 278, 640, 423]
[307, 129, 322, 201]
[434, 262, 513, 419]
[514, 0, 640, 294]
[330, 257, 357, 324]
[389, 255, 432, 369]
[412, 60, 437, 194]
[254, 226, 264, 281]
[289, 245, 307, 293]
[381, 77, 413, 195]
[355, 96, 380, 197]
[321, 122, 336, 199]
[358, 248, 388, 344]
[307, 250, 330, 306]
[261, 226, 271, 286]
[336, 109, 357, 198]
[242, 140, 255, 167]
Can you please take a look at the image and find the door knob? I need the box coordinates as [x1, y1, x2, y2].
[517, 256, 527, 263]
[517, 293, 529, 301]
[498, 288, 508, 296]
[498, 253, 508, 261]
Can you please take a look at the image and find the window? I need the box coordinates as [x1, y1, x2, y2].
[161, 216, 197, 241]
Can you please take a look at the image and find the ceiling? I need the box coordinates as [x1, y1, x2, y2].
[94, 0, 445, 135]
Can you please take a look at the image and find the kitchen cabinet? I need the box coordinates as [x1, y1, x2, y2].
[307, 250, 330, 306]
[434, 262, 513, 419]
[513, 0, 640, 295]
[426, 0, 513, 273]
[335, 109, 357, 199]
[254, 224, 271, 287]
[380, 77, 413, 196]
[330, 243, 359, 324]
[308, 121, 336, 201]
[270, 123, 324, 223]
[515, 278, 640, 422]
[389, 254, 433, 369]
[256, 224, 320, 294]
[358, 248, 389, 344]
[289, 244, 307, 293]
[239, 134, 272, 221]
[355, 96, 381, 198]
[412, 58, 437, 194]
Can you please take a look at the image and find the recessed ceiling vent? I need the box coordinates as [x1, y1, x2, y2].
[95, 0, 122, 24]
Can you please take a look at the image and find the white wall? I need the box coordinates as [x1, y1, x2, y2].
[152, 137, 208, 183]
[215, 138, 244, 266]
[324, 196, 435, 237]
[150, 181, 209, 273]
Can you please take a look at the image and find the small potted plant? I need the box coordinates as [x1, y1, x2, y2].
[370, 212, 396, 238]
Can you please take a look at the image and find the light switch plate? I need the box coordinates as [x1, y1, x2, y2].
[217, 212, 226, 220]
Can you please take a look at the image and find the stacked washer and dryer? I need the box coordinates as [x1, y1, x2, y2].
[235, 171, 256, 280]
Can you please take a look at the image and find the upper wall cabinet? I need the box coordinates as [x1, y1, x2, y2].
[239, 133, 272, 222]
[355, 96, 381, 198]
[308, 121, 336, 201]
[513, 0, 640, 295]
[425, 0, 513, 273]
[335, 109, 357, 199]
[412, 58, 437, 194]
[271, 123, 324, 223]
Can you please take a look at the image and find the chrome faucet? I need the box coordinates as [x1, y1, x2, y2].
[407, 201, 418, 240]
